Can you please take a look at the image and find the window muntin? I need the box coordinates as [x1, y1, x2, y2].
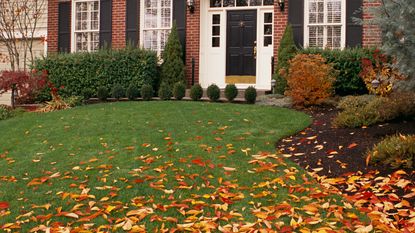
[74, 0, 100, 52]
[210, 0, 274, 7]
[212, 14, 221, 47]
[142, 0, 172, 56]
[305, 0, 344, 49]
[263, 12, 273, 46]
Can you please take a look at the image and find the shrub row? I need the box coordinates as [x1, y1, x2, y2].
[333, 92, 415, 128]
[190, 84, 256, 104]
[33, 48, 159, 101]
[299, 48, 374, 96]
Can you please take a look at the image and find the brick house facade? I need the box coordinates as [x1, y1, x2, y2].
[47, 0, 381, 90]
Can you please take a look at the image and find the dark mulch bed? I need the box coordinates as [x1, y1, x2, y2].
[276, 108, 415, 180]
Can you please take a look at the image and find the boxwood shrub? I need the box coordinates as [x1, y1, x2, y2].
[299, 48, 374, 96]
[33, 48, 159, 98]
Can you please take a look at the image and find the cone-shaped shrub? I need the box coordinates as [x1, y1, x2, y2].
[207, 84, 220, 102]
[97, 86, 109, 101]
[225, 84, 238, 102]
[126, 84, 140, 100]
[112, 84, 125, 100]
[245, 86, 257, 104]
[158, 83, 172, 100]
[190, 84, 203, 101]
[141, 84, 153, 101]
[160, 22, 185, 87]
[173, 82, 186, 100]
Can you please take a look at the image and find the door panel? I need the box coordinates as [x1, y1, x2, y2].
[226, 10, 257, 76]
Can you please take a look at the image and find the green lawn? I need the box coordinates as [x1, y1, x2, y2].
[0, 102, 369, 232]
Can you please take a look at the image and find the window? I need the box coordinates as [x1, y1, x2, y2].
[305, 0, 345, 49]
[263, 12, 273, 46]
[212, 15, 221, 47]
[73, 0, 100, 52]
[142, 0, 172, 56]
[210, 0, 274, 8]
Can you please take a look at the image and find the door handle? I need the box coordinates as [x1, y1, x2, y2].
[253, 41, 257, 59]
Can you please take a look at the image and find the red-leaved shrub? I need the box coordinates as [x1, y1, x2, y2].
[285, 54, 335, 107]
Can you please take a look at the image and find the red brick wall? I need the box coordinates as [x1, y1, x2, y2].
[47, 0, 59, 53]
[112, 0, 126, 49]
[363, 0, 382, 47]
[273, 1, 289, 67]
[185, 1, 200, 86]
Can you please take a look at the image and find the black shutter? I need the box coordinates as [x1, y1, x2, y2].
[58, 2, 71, 53]
[126, 0, 139, 46]
[173, 0, 186, 55]
[99, 0, 112, 49]
[346, 0, 363, 47]
[288, 0, 304, 48]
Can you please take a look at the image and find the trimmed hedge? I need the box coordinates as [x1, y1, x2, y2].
[299, 48, 374, 96]
[33, 48, 159, 98]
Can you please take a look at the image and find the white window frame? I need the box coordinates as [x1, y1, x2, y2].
[139, 0, 174, 57]
[71, 0, 100, 53]
[304, 0, 346, 49]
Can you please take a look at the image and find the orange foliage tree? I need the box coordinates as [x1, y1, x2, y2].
[285, 54, 335, 107]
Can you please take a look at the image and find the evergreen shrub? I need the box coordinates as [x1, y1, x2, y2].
[190, 84, 203, 101]
[158, 83, 172, 100]
[126, 84, 140, 100]
[33, 48, 158, 98]
[141, 84, 153, 101]
[225, 84, 238, 102]
[173, 82, 186, 100]
[111, 84, 125, 100]
[245, 86, 257, 104]
[97, 87, 109, 101]
[207, 84, 220, 102]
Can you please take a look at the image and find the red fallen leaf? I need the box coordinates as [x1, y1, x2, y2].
[0, 201, 9, 209]
[134, 179, 144, 184]
[191, 158, 205, 167]
[326, 149, 338, 155]
[348, 143, 358, 149]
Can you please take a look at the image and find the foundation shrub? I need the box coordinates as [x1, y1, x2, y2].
[33, 48, 158, 98]
[158, 83, 172, 100]
[207, 84, 220, 102]
[244, 86, 257, 104]
[111, 84, 125, 100]
[126, 84, 140, 100]
[173, 82, 186, 100]
[141, 84, 153, 101]
[0, 105, 13, 121]
[224, 84, 238, 102]
[286, 54, 335, 107]
[368, 134, 415, 169]
[97, 87, 109, 101]
[190, 84, 203, 101]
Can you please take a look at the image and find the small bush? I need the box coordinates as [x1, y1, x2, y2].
[126, 84, 140, 100]
[273, 74, 287, 95]
[225, 84, 238, 102]
[368, 134, 415, 169]
[112, 84, 125, 100]
[207, 84, 220, 102]
[245, 86, 257, 104]
[97, 87, 109, 101]
[286, 54, 335, 107]
[173, 82, 186, 100]
[190, 84, 203, 101]
[0, 105, 13, 121]
[64, 96, 84, 107]
[337, 95, 377, 110]
[141, 84, 153, 101]
[82, 88, 95, 100]
[158, 83, 172, 100]
[333, 93, 415, 128]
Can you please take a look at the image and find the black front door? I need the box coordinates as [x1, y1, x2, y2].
[226, 10, 257, 76]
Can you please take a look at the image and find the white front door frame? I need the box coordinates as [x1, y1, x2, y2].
[199, 0, 274, 90]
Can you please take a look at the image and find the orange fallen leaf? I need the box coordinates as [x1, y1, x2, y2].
[347, 143, 358, 149]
